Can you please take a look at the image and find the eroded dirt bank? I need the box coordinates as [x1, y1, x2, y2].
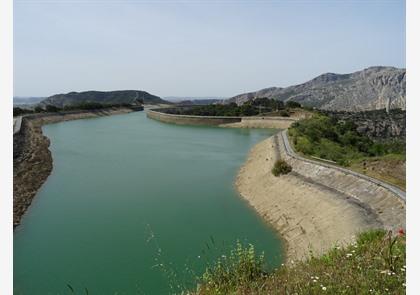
[13, 108, 138, 228]
[236, 136, 384, 263]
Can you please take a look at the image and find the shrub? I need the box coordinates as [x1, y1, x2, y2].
[285, 101, 301, 108]
[34, 106, 44, 113]
[271, 159, 292, 176]
[279, 110, 290, 117]
[45, 104, 61, 112]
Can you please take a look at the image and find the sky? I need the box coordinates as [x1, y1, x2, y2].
[14, 0, 406, 98]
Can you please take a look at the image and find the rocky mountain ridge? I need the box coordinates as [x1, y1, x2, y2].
[226, 66, 405, 112]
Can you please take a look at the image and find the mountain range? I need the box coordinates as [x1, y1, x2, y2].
[225, 66, 405, 111]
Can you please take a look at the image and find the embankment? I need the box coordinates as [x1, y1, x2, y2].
[147, 108, 297, 128]
[13, 107, 140, 228]
[146, 108, 242, 126]
[236, 132, 405, 262]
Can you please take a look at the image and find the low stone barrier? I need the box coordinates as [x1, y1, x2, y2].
[277, 130, 406, 231]
[147, 109, 242, 126]
[147, 108, 299, 127]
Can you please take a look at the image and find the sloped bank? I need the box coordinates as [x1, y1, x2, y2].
[146, 108, 297, 129]
[13, 107, 142, 228]
[236, 132, 405, 262]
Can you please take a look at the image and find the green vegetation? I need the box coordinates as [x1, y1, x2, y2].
[167, 98, 300, 117]
[271, 159, 292, 176]
[288, 114, 405, 166]
[13, 102, 142, 116]
[192, 230, 406, 294]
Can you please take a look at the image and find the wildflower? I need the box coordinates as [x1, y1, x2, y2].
[313, 279, 317, 283]
[401, 268, 405, 272]
[322, 286, 327, 291]
[315, 276, 319, 280]
[198, 255, 201, 259]
[403, 283, 406, 287]
[398, 228, 405, 236]
[346, 253, 353, 258]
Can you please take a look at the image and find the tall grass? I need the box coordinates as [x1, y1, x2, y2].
[190, 230, 406, 295]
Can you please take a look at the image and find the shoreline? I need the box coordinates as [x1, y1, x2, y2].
[235, 135, 390, 263]
[13, 107, 140, 228]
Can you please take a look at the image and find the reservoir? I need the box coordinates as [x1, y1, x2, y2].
[14, 112, 282, 294]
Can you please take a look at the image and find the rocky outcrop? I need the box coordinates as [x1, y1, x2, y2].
[321, 109, 406, 139]
[226, 66, 406, 112]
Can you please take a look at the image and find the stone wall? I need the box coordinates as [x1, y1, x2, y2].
[146, 109, 242, 126]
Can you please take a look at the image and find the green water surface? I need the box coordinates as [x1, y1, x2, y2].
[14, 112, 283, 294]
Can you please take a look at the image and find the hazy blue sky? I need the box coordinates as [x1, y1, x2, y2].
[14, 0, 405, 98]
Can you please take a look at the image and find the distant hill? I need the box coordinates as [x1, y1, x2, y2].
[164, 96, 227, 104]
[13, 97, 45, 106]
[225, 66, 405, 112]
[39, 90, 170, 108]
[176, 99, 220, 105]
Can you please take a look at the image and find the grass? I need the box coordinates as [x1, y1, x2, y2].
[189, 230, 406, 295]
[348, 154, 406, 189]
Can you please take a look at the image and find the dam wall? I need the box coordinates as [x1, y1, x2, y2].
[277, 130, 406, 232]
[147, 108, 297, 127]
[146, 108, 242, 126]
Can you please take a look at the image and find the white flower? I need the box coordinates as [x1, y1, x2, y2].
[315, 276, 319, 280]
[313, 279, 317, 283]
[346, 253, 353, 258]
[322, 286, 327, 291]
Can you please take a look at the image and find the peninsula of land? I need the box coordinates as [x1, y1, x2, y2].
[235, 133, 405, 262]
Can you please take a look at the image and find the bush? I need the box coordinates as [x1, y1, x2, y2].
[279, 110, 290, 117]
[271, 159, 292, 176]
[34, 106, 44, 113]
[286, 101, 301, 108]
[45, 105, 61, 112]
[288, 114, 404, 165]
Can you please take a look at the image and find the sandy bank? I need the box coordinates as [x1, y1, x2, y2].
[13, 107, 138, 228]
[220, 118, 294, 129]
[236, 136, 384, 262]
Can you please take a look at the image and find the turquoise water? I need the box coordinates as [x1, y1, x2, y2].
[14, 112, 282, 294]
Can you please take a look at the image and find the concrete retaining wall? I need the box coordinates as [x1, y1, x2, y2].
[147, 108, 298, 127]
[147, 109, 242, 126]
[277, 130, 405, 231]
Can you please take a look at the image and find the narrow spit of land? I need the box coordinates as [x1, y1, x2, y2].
[235, 135, 401, 262]
[13, 107, 139, 228]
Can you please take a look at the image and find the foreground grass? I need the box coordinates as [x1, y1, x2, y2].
[189, 230, 405, 294]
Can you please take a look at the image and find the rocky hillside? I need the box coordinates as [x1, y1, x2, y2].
[39, 90, 170, 107]
[321, 109, 406, 140]
[226, 66, 405, 111]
